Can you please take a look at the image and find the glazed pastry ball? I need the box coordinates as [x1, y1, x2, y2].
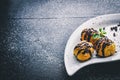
[81, 28, 99, 46]
[95, 37, 116, 57]
[74, 41, 94, 62]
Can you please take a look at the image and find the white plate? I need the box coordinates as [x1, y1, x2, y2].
[64, 13, 120, 76]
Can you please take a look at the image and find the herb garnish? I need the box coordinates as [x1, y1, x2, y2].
[92, 28, 107, 39]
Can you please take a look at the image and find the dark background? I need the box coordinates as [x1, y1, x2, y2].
[0, 0, 120, 80]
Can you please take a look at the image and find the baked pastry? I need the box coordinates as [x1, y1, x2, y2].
[74, 41, 94, 62]
[95, 37, 116, 57]
[81, 28, 99, 46]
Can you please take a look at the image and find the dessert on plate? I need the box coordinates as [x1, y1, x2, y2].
[74, 41, 94, 62]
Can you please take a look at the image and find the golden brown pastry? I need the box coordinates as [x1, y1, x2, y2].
[74, 41, 94, 62]
[95, 37, 116, 57]
[81, 28, 99, 46]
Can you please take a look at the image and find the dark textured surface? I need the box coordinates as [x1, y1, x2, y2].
[0, 0, 120, 80]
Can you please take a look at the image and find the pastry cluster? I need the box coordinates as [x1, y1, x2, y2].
[74, 28, 116, 62]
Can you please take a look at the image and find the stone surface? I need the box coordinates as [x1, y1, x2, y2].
[0, 0, 120, 80]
